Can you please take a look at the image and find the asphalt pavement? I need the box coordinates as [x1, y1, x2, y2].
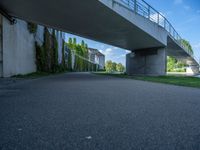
[1, 72, 200, 150]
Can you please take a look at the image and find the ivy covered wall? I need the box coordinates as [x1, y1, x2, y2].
[35, 27, 66, 73]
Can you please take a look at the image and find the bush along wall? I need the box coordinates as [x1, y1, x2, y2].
[35, 27, 66, 73]
[27, 22, 38, 34]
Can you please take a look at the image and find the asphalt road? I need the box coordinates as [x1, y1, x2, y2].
[1, 72, 200, 150]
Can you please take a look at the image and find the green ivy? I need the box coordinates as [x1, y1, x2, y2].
[67, 45, 72, 71]
[35, 42, 45, 72]
[35, 28, 66, 73]
[51, 30, 58, 73]
[43, 27, 51, 72]
[62, 39, 66, 68]
[27, 22, 37, 34]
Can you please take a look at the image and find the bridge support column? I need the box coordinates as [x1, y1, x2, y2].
[186, 66, 199, 75]
[126, 48, 167, 76]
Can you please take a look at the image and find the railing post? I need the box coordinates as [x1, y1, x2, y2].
[148, 5, 150, 19]
[157, 13, 159, 24]
[134, 0, 137, 13]
[164, 19, 166, 29]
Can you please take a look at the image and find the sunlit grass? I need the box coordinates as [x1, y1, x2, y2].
[95, 72, 200, 88]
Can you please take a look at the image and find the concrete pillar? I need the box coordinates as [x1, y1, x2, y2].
[126, 48, 167, 76]
[186, 66, 199, 75]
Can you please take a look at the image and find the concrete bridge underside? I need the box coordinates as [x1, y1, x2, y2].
[0, 0, 199, 75]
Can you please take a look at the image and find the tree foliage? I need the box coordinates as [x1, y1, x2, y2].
[105, 60, 114, 72]
[181, 39, 193, 55]
[167, 56, 177, 72]
[116, 63, 125, 72]
[167, 56, 186, 72]
[67, 38, 97, 71]
[106, 60, 125, 73]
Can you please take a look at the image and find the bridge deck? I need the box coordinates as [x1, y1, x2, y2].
[0, 0, 198, 65]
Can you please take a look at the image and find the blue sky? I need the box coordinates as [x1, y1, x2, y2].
[65, 0, 200, 65]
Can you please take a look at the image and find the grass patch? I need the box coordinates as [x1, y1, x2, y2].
[95, 72, 200, 88]
[12, 71, 66, 79]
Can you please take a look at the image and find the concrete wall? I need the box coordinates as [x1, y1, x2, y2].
[0, 15, 2, 77]
[2, 17, 37, 77]
[126, 48, 167, 75]
[35, 25, 44, 46]
[1, 17, 65, 77]
[56, 31, 65, 64]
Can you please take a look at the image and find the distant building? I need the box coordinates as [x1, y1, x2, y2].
[88, 48, 105, 70]
[96, 51, 105, 70]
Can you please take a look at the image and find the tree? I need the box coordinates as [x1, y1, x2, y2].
[167, 56, 186, 72]
[68, 38, 73, 49]
[105, 60, 114, 73]
[65, 44, 71, 70]
[51, 30, 58, 73]
[67, 37, 98, 72]
[167, 56, 177, 72]
[112, 62, 117, 72]
[73, 38, 77, 46]
[116, 63, 125, 72]
[61, 39, 66, 68]
[181, 39, 193, 55]
[105, 61, 123, 73]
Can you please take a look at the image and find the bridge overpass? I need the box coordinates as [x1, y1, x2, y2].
[0, 0, 199, 75]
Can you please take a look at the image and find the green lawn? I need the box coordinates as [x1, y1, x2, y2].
[95, 72, 200, 88]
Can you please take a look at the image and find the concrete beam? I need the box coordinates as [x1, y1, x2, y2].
[0, 0, 166, 50]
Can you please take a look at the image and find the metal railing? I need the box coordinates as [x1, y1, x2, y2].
[114, 0, 194, 58]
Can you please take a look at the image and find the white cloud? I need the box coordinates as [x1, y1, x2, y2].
[183, 5, 190, 11]
[105, 48, 113, 54]
[174, 0, 183, 4]
[100, 48, 114, 56]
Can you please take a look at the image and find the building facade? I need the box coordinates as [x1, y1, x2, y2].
[88, 48, 105, 70]
[0, 14, 65, 77]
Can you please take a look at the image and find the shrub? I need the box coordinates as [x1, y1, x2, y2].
[27, 22, 37, 34]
